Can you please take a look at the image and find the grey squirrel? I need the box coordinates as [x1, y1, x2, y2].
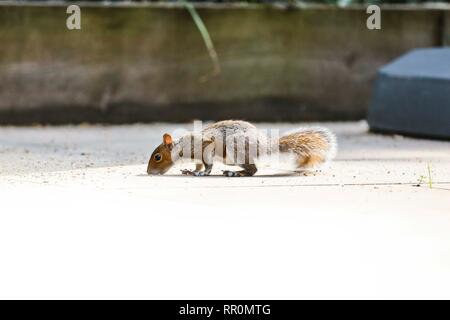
[147, 120, 336, 176]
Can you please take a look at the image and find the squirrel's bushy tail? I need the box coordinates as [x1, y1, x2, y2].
[278, 127, 337, 168]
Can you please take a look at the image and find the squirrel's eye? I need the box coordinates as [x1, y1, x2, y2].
[154, 153, 162, 162]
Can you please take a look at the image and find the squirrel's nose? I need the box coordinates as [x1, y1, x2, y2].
[147, 167, 161, 175]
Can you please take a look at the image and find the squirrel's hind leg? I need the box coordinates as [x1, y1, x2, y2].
[222, 164, 257, 177]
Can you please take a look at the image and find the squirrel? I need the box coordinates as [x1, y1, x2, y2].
[147, 120, 336, 177]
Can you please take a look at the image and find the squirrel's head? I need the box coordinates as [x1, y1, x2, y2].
[147, 133, 174, 175]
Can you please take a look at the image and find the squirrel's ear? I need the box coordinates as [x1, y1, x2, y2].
[163, 133, 173, 146]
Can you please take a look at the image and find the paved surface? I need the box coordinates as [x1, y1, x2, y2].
[1, 121, 449, 299]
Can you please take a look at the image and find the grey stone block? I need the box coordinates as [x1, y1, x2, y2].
[368, 48, 450, 139]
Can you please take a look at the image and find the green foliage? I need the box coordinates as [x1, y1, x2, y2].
[179, 0, 221, 77]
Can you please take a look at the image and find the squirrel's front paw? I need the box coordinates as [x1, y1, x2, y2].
[181, 169, 205, 176]
[181, 169, 192, 175]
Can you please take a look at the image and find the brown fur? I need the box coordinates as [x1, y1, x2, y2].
[147, 135, 174, 175]
[279, 129, 334, 168]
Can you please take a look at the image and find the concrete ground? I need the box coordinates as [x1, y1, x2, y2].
[0, 121, 449, 299]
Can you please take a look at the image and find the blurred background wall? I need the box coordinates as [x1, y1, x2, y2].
[0, 1, 449, 124]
